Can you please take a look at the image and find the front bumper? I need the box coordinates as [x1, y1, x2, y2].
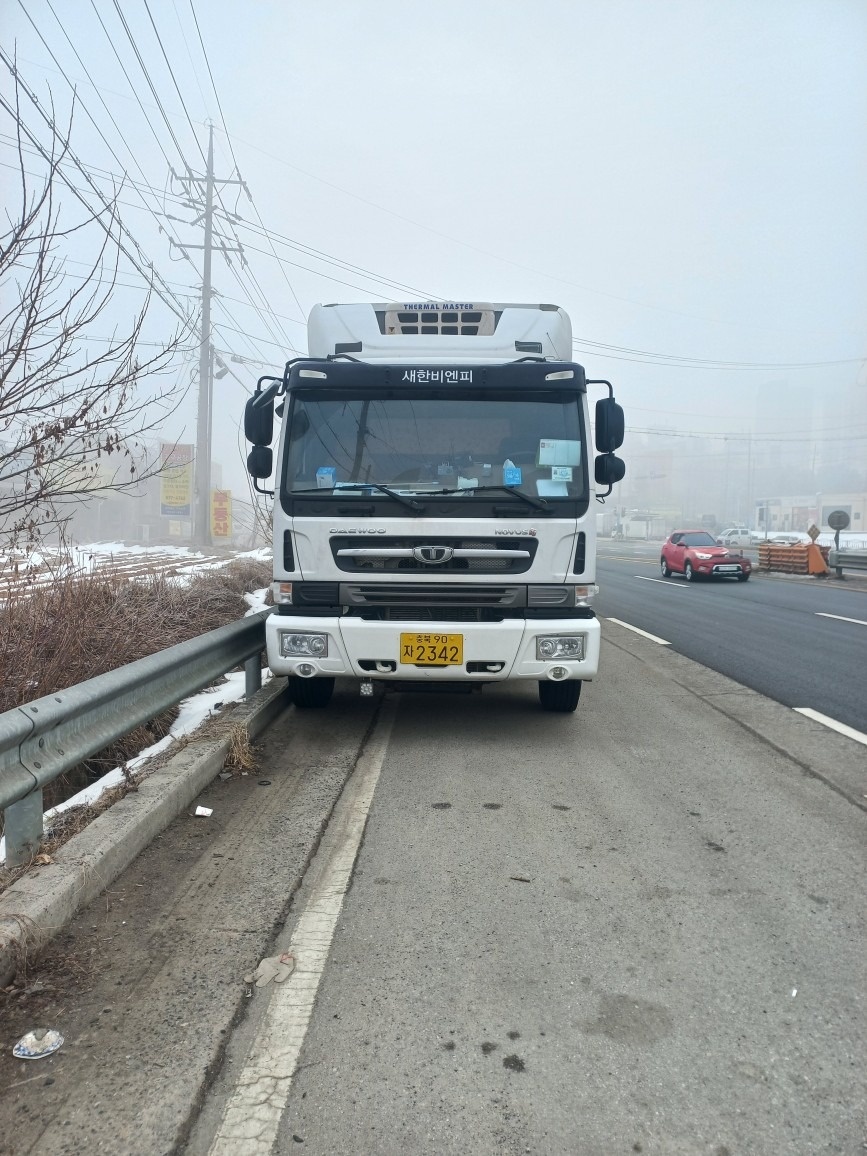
[695, 559, 751, 576]
[265, 615, 601, 681]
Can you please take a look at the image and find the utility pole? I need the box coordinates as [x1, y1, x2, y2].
[170, 124, 243, 548]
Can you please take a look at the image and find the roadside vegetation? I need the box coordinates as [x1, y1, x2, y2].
[0, 557, 272, 814]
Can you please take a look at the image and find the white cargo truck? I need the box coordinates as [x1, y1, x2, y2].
[244, 302, 625, 712]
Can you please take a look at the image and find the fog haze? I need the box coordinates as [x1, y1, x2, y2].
[3, 0, 865, 524]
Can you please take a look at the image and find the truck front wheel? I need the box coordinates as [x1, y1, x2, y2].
[538, 679, 582, 713]
[288, 676, 335, 708]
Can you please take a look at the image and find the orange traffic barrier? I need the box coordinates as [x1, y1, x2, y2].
[757, 543, 831, 575]
[806, 543, 830, 575]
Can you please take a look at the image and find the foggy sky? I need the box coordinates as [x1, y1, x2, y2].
[3, 0, 865, 498]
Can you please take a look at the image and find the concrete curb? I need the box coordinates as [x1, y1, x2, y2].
[0, 678, 290, 986]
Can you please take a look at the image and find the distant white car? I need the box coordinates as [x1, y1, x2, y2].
[767, 533, 807, 545]
[717, 527, 752, 547]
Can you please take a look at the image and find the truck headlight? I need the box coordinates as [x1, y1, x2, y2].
[536, 634, 586, 661]
[279, 632, 328, 657]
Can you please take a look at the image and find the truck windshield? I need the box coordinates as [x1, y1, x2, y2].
[283, 389, 586, 501]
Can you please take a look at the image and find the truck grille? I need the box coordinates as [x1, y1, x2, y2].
[356, 607, 506, 623]
[331, 536, 536, 575]
[341, 583, 521, 608]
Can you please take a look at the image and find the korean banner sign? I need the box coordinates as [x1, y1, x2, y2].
[210, 489, 232, 540]
[160, 443, 194, 517]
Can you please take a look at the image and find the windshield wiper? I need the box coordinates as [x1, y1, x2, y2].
[438, 484, 550, 511]
[290, 483, 425, 512]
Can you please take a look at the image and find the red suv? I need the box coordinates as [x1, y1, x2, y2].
[660, 530, 751, 582]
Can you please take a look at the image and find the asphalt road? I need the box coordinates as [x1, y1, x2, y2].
[1, 626, 864, 1155]
[595, 540, 867, 735]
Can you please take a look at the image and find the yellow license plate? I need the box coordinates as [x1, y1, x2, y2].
[399, 632, 463, 666]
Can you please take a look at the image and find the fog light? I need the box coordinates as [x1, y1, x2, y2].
[548, 666, 569, 680]
[296, 662, 316, 678]
[536, 634, 586, 661]
[279, 631, 328, 657]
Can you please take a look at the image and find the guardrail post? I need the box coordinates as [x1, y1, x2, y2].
[3, 789, 44, 868]
[245, 655, 262, 699]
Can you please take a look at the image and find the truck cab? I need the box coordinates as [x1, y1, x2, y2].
[245, 302, 625, 712]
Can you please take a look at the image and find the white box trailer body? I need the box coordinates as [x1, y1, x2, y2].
[245, 302, 625, 712]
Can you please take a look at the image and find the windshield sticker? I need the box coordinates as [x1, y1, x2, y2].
[551, 466, 573, 482]
[504, 466, 523, 487]
[402, 369, 473, 383]
[537, 438, 581, 467]
[536, 478, 569, 498]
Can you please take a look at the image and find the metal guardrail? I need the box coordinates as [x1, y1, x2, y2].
[0, 609, 271, 868]
[829, 548, 867, 577]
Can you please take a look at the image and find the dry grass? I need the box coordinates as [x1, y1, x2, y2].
[224, 724, 257, 774]
[0, 557, 272, 813]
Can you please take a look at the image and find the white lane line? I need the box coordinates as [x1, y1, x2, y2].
[815, 612, 867, 627]
[794, 707, 867, 748]
[209, 700, 397, 1155]
[606, 618, 670, 646]
[634, 575, 688, 588]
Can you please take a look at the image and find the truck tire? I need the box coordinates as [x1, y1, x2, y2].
[538, 679, 582, 713]
[288, 676, 335, 708]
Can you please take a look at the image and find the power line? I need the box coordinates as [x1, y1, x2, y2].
[132, 0, 298, 352]
[85, 0, 177, 174]
[230, 214, 437, 299]
[16, 0, 204, 297]
[573, 338, 865, 371]
[186, 0, 309, 328]
[49, 4, 290, 363]
[237, 238, 445, 300]
[5, 126, 441, 305]
[107, 0, 191, 170]
[168, 0, 212, 126]
[628, 426, 867, 444]
[0, 51, 193, 327]
[7, 11, 269, 369]
[1, 154, 294, 356]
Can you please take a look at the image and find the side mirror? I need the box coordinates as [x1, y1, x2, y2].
[594, 453, 625, 487]
[595, 398, 625, 453]
[247, 445, 273, 479]
[245, 394, 274, 446]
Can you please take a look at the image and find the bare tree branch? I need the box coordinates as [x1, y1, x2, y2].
[1, 74, 192, 553]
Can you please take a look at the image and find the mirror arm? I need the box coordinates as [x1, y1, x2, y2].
[586, 378, 614, 398]
[596, 485, 613, 501]
[253, 479, 274, 496]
